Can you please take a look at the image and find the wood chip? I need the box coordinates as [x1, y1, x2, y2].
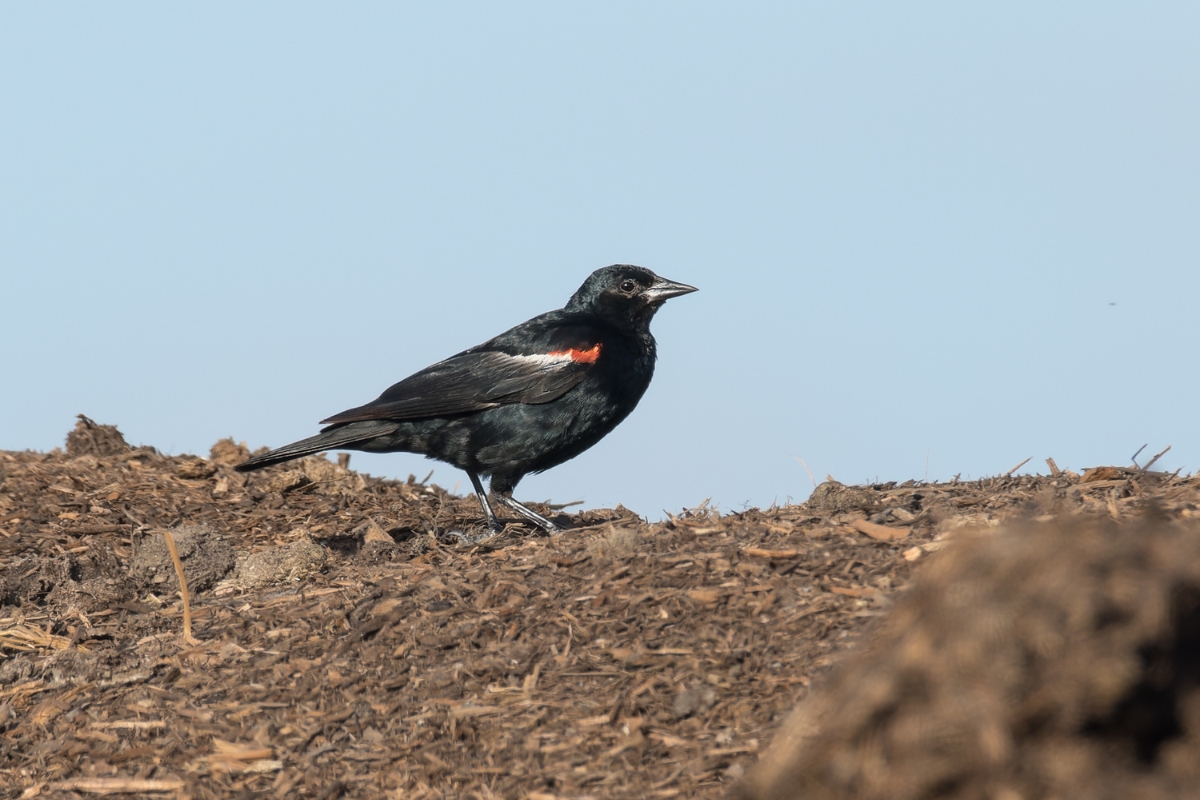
[685, 588, 722, 604]
[828, 585, 877, 599]
[1081, 466, 1125, 483]
[742, 547, 800, 558]
[362, 520, 393, 543]
[450, 705, 504, 718]
[847, 518, 912, 541]
[209, 740, 274, 761]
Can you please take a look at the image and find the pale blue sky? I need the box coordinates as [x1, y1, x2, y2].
[3, 4, 1197, 517]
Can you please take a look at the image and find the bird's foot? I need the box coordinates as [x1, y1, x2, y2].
[439, 530, 471, 546]
[498, 496, 563, 535]
[439, 528, 498, 546]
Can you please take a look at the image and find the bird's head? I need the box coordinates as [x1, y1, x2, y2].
[566, 265, 697, 328]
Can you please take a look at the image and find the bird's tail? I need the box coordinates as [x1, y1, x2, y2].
[234, 421, 400, 472]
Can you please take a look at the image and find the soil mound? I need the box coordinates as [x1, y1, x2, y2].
[64, 414, 130, 458]
[2, 418, 1198, 798]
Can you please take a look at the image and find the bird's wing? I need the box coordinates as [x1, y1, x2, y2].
[319, 340, 602, 425]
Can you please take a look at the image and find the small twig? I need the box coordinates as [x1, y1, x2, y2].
[1003, 457, 1031, 477]
[162, 530, 200, 646]
[66, 524, 127, 535]
[52, 778, 186, 794]
[1131, 443, 1148, 468]
[1140, 445, 1172, 473]
[1045, 457, 1061, 477]
[94, 720, 167, 730]
[792, 456, 818, 489]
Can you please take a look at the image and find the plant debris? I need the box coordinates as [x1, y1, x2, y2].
[1, 419, 1198, 798]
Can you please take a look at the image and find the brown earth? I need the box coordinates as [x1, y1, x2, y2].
[1, 417, 1198, 799]
[743, 514, 1200, 800]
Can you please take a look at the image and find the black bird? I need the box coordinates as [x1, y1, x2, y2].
[235, 265, 696, 537]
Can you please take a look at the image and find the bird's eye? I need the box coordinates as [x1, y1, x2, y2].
[619, 279, 637, 293]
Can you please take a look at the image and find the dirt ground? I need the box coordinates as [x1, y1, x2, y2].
[2, 417, 1198, 799]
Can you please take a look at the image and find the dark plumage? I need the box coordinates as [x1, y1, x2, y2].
[235, 265, 696, 537]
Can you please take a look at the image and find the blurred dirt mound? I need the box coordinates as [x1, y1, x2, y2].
[208, 437, 252, 466]
[64, 414, 130, 458]
[745, 514, 1200, 800]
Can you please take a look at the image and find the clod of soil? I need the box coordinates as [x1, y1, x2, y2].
[744, 515, 1200, 800]
[234, 537, 328, 589]
[805, 480, 879, 514]
[177, 458, 217, 479]
[130, 524, 236, 593]
[64, 414, 130, 458]
[208, 437, 252, 466]
[0, 541, 127, 614]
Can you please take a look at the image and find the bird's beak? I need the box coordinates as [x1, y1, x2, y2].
[644, 276, 698, 303]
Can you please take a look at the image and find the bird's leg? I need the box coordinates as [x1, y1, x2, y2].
[488, 474, 562, 535]
[496, 494, 562, 534]
[466, 471, 502, 538]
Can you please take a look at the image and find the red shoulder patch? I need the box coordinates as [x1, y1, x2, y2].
[549, 343, 601, 364]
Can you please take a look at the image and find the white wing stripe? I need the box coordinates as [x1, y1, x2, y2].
[508, 352, 576, 367]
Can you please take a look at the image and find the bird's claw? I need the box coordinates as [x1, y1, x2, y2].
[442, 520, 560, 545]
[440, 528, 501, 547]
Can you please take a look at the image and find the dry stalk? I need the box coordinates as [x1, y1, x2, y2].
[162, 529, 201, 646]
[0, 621, 84, 653]
[1141, 445, 1172, 473]
[792, 456, 818, 488]
[52, 777, 185, 794]
[1003, 457, 1032, 477]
